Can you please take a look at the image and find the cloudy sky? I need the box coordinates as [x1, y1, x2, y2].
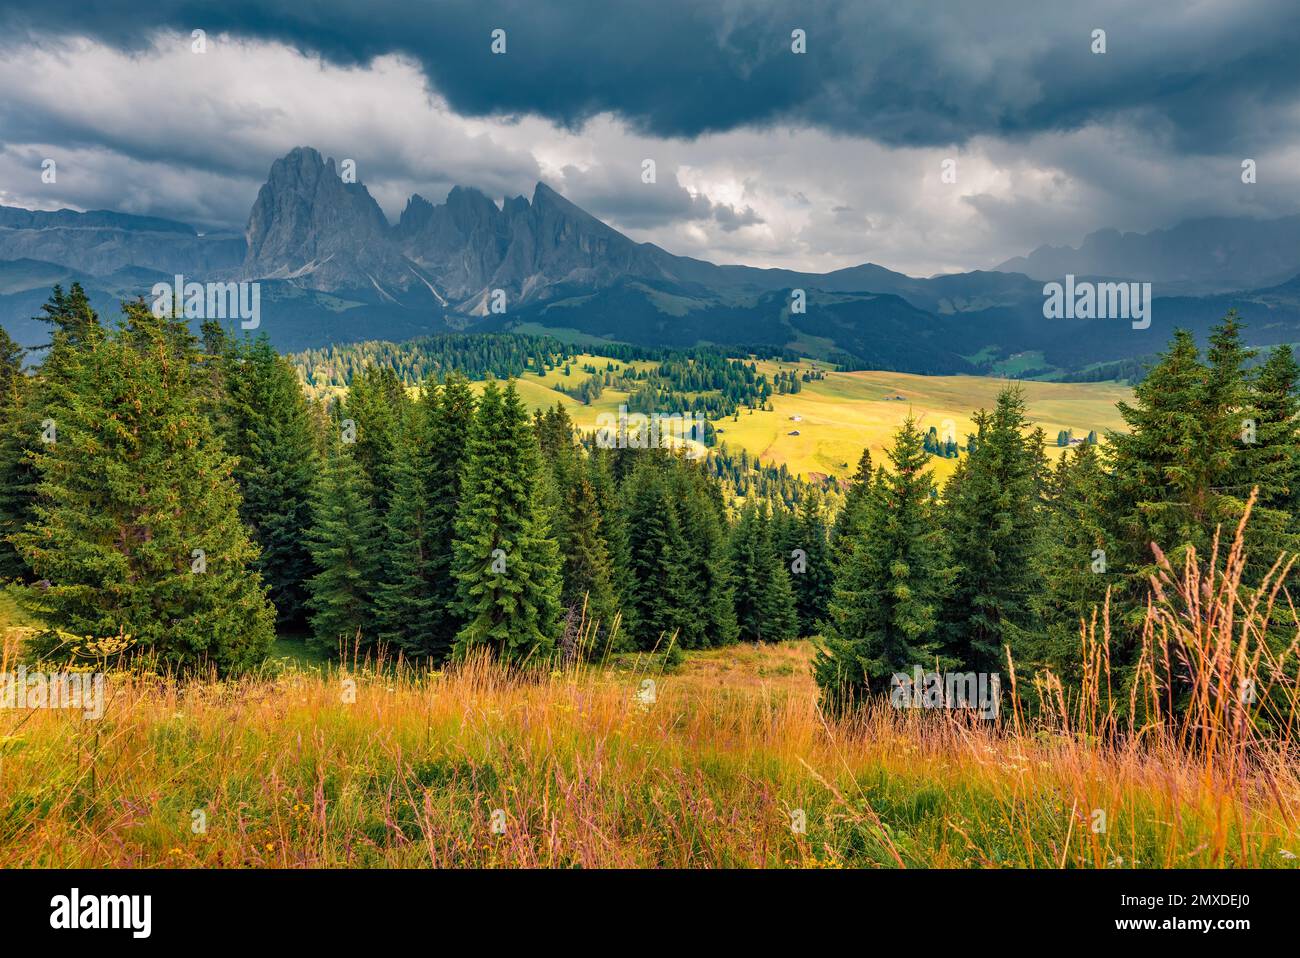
[0, 1, 1297, 276]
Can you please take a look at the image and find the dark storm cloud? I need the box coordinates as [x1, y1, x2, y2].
[1, 0, 1297, 150]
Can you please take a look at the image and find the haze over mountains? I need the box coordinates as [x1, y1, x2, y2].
[3, 146, 1300, 377]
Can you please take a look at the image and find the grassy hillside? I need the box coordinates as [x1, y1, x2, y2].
[511, 356, 1131, 484]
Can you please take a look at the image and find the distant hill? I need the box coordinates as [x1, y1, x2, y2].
[997, 216, 1300, 295]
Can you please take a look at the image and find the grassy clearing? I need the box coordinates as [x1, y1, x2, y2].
[2, 514, 1293, 869]
[1, 630, 1294, 867]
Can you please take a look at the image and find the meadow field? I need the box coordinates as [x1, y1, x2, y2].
[2, 576, 1297, 869]
[506, 355, 1131, 484]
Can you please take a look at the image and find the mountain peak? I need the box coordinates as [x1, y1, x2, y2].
[531, 181, 579, 212]
[243, 147, 393, 286]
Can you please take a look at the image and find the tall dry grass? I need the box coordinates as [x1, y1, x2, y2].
[1, 511, 1298, 868]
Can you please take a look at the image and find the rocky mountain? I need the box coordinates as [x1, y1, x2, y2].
[242, 147, 427, 299]
[4, 145, 1300, 373]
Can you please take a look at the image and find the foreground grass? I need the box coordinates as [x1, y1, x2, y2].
[1, 639, 1295, 868]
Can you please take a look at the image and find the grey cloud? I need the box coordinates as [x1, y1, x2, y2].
[0, 1, 1297, 150]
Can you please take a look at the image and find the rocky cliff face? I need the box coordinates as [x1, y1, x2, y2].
[242, 147, 419, 297]
[393, 186, 512, 302]
[241, 148, 684, 313]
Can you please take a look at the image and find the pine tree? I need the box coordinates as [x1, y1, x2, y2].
[558, 469, 618, 635]
[305, 435, 382, 652]
[788, 489, 833, 637]
[225, 336, 319, 626]
[730, 500, 798, 643]
[452, 380, 562, 664]
[0, 325, 33, 580]
[669, 462, 738, 648]
[15, 301, 275, 673]
[940, 387, 1046, 672]
[814, 417, 949, 711]
[621, 457, 694, 651]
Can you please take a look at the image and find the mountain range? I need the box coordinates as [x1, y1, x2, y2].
[4, 146, 1300, 377]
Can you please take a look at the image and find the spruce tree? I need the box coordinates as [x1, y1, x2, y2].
[558, 469, 618, 634]
[345, 365, 409, 513]
[669, 462, 738, 648]
[374, 396, 438, 657]
[1202, 309, 1256, 513]
[0, 325, 23, 400]
[374, 373, 476, 660]
[1107, 328, 1213, 615]
[621, 457, 694, 651]
[789, 489, 833, 637]
[225, 336, 320, 626]
[15, 301, 275, 673]
[424, 374, 476, 653]
[814, 417, 949, 711]
[0, 325, 32, 580]
[940, 387, 1046, 672]
[1, 287, 102, 581]
[587, 446, 632, 633]
[730, 500, 798, 643]
[831, 447, 873, 556]
[451, 380, 562, 664]
[1247, 345, 1300, 511]
[305, 433, 382, 652]
[1029, 442, 1114, 684]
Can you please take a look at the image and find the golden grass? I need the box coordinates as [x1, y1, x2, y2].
[3, 502, 1296, 869]
[0, 645, 1294, 868]
[507, 356, 1131, 484]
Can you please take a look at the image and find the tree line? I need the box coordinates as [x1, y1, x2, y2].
[3, 287, 1292, 723]
[0, 286, 828, 672]
[815, 309, 1300, 720]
